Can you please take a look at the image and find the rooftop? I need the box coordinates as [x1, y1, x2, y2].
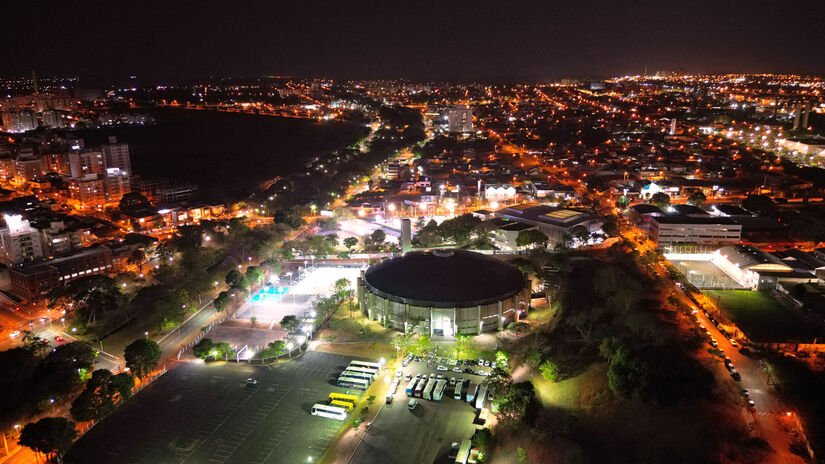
[363, 249, 525, 308]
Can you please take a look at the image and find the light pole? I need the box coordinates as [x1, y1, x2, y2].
[287, 342, 293, 358]
[144, 331, 149, 340]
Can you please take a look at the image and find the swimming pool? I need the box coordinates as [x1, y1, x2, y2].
[250, 285, 290, 303]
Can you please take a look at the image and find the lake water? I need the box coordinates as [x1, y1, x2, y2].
[72, 108, 367, 199]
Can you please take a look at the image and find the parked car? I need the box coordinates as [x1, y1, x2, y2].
[437, 365, 448, 372]
[453, 367, 462, 373]
[484, 360, 491, 367]
[464, 368, 475, 374]
[731, 372, 742, 381]
[408, 399, 418, 410]
[747, 400, 756, 410]
[477, 359, 484, 366]
[395, 369, 403, 378]
[450, 377, 456, 386]
[246, 378, 258, 386]
[405, 374, 412, 381]
[54, 336, 64, 343]
[729, 339, 739, 348]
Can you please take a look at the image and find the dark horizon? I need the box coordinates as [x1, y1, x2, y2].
[5, 1, 825, 81]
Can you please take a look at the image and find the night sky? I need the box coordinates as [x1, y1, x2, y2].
[6, 0, 825, 80]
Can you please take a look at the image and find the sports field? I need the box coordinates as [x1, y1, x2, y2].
[705, 290, 823, 343]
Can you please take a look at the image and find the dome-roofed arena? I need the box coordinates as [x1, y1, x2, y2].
[357, 249, 531, 336]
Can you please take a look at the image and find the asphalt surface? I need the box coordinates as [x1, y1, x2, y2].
[347, 356, 483, 464]
[66, 351, 357, 464]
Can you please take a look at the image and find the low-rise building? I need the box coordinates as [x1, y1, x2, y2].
[9, 246, 114, 301]
[649, 216, 741, 248]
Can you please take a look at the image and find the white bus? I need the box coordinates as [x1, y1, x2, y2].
[433, 379, 447, 401]
[311, 404, 348, 420]
[453, 379, 464, 400]
[337, 376, 370, 390]
[344, 366, 378, 380]
[466, 382, 479, 404]
[423, 378, 436, 400]
[455, 439, 472, 464]
[475, 384, 488, 409]
[414, 378, 427, 398]
[406, 378, 418, 396]
[349, 360, 383, 371]
[340, 369, 374, 383]
[386, 379, 399, 404]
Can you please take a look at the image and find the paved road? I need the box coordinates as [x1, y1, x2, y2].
[691, 302, 806, 463]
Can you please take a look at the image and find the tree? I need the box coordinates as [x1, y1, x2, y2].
[213, 291, 231, 312]
[687, 191, 707, 206]
[193, 338, 214, 359]
[650, 192, 671, 209]
[124, 339, 161, 379]
[334, 278, 351, 303]
[474, 428, 493, 450]
[111, 373, 134, 401]
[118, 192, 151, 213]
[343, 236, 359, 251]
[211, 342, 233, 359]
[225, 269, 244, 287]
[497, 382, 536, 427]
[742, 194, 775, 215]
[34, 342, 96, 398]
[413, 219, 442, 248]
[70, 369, 131, 422]
[19, 417, 77, 463]
[524, 347, 541, 368]
[261, 340, 286, 358]
[516, 229, 549, 249]
[280, 315, 300, 332]
[246, 266, 265, 285]
[539, 359, 561, 382]
[392, 333, 414, 356]
[614, 196, 629, 209]
[21, 330, 49, 355]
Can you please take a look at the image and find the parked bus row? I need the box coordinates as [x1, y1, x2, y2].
[311, 392, 362, 420]
[404, 373, 489, 408]
[336, 359, 383, 390]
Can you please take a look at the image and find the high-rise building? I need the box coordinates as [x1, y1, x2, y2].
[13, 155, 44, 182]
[68, 175, 106, 207]
[102, 137, 131, 173]
[104, 168, 131, 203]
[41, 110, 64, 129]
[446, 105, 473, 133]
[0, 214, 45, 264]
[68, 151, 105, 178]
[1, 110, 38, 133]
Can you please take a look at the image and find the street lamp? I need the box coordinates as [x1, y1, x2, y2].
[287, 343, 294, 358]
[144, 331, 149, 339]
[49, 398, 55, 412]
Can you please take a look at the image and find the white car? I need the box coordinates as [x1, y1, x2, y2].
[436, 365, 448, 372]
[395, 369, 403, 378]
[246, 378, 258, 386]
[452, 367, 462, 373]
[408, 399, 418, 410]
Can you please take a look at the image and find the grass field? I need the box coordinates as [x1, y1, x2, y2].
[705, 290, 823, 343]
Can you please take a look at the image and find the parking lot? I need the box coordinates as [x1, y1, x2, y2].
[347, 351, 492, 464]
[67, 352, 357, 464]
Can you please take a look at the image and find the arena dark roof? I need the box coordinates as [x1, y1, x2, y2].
[363, 249, 525, 308]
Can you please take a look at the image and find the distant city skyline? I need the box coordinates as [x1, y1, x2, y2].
[5, 0, 825, 80]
